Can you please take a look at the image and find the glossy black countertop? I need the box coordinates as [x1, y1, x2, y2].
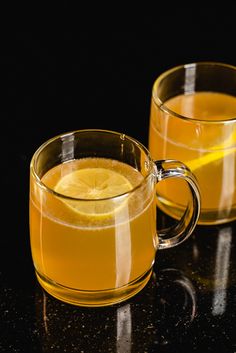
[2, 27, 236, 352]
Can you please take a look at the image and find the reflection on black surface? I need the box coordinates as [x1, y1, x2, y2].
[116, 303, 132, 353]
[157, 211, 236, 294]
[184, 223, 236, 300]
[34, 268, 197, 353]
[212, 226, 232, 316]
[158, 268, 197, 323]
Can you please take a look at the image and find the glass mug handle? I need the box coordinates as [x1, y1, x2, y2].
[154, 160, 201, 249]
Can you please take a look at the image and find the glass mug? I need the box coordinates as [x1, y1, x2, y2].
[149, 61, 236, 225]
[29, 129, 200, 307]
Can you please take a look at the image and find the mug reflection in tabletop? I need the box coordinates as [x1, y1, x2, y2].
[183, 222, 236, 314]
[157, 210, 236, 292]
[34, 269, 197, 353]
[155, 211, 236, 350]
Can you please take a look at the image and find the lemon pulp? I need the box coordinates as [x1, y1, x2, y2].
[54, 166, 133, 217]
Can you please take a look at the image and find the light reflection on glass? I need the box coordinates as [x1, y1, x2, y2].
[184, 63, 196, 94]
[61, 133, 75, 162]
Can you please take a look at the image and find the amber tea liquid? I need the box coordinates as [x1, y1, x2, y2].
[30, 158, 157, 306]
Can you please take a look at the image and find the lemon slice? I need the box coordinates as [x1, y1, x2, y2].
[54, 168, 133, 216]
[187, 148, 235, 172]
[186, 129, 236, 172]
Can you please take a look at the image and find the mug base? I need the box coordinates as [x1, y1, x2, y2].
[35, 268, 153, 307]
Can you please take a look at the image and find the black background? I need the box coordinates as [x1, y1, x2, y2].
[5, 6, 236, 148]
[2, 6, 236, 352]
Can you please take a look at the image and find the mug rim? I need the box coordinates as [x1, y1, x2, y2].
[30, 129, 155, 201]
[152, 61, 236, 124]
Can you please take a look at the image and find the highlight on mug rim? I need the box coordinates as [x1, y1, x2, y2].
[152, 61, 236, 124]
[30, 129, 155, 202]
